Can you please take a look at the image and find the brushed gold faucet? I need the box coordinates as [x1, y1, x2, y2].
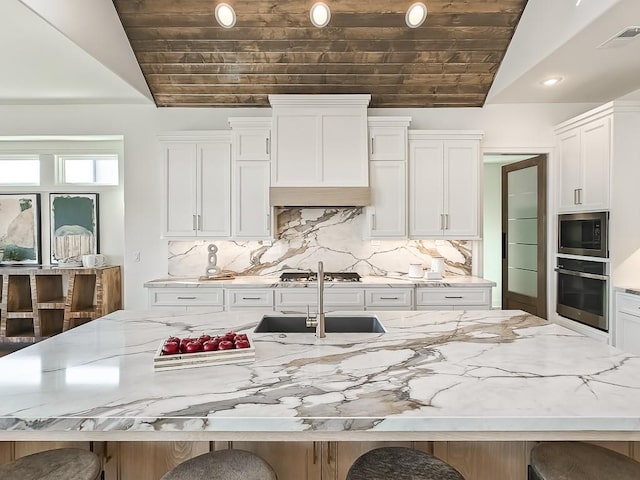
[305, 261, 326, 338]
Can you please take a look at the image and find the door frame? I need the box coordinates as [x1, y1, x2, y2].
[501, 155, 548, 317]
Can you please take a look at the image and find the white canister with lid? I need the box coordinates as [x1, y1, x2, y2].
[408, 263, 424, 278]
[431, 257, 445, 274]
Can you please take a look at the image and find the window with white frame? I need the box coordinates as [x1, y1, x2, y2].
[0, 155, 40, 185]
[56, 154, 119, 185]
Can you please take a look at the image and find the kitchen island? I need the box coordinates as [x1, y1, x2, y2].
[1, 308, 639, 442]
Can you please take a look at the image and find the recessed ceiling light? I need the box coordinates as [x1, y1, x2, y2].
[310, 2, 331, 28]
[541, 77, 563, 87]
[406, 2, 428, 28]
[215, 3, 236, 28]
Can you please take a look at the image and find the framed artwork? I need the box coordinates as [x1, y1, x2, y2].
[0, 194, 41, 265]
[50, 193, 99, 265]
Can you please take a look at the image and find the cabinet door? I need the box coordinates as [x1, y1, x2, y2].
[580, 117, 611, 211]
[198, 142, 231, 237]
[234, 128, 270, 161]
[233, 160, 271, 239]
[409, 139, 445, 237]
[322, 112, 369, 186]
[369, 126, 406, 161]
[443, 140, 479, 238]
[163, 143, 197, 237]
[369, 161, 407, 238]
[557, 128, 582, 212]
[272, 113, 319, 186]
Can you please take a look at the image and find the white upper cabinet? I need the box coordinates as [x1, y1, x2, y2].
[556, 113, 611, 212]
[269, 94, 370, 187]
[160, 133, 232, 238]
[409, 131, 482, 239]
[229, 118, 273, 240]
[232, 160, 271, 239]
[367, 117, 411, 239]
[229, 117, 271, 161]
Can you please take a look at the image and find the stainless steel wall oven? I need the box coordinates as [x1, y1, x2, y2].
[556, 258, 608, 332]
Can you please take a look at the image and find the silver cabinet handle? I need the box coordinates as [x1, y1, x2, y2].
[266, 212, 270, 232]
[445, 296, 463, 299]
[242, 297, 262, 300]
[578, 188, 583, 204]
[192, 214, 197, 231]
[380, 296, 399, 300]
[197, 214, 201, 231]
[177, 296, 196, 300]
[372, 213, 376, 230]
[266, 137, 270, 155]
[445, 214, 449, 230]
[371, 137, 374, 154]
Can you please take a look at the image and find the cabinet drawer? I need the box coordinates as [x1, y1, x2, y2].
[365, 289, 413, 308]
[617, 292, 640, 317]
[416, 288, 490, 306]
[226, 289, 273, 309]
[148, 288, 224, 307]
[275, 289, 364, 310]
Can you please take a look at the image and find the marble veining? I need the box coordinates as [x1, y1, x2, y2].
[1, 309, 640, 440]
[169, 208, 472, 277]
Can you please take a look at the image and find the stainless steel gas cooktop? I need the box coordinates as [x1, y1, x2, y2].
[279, 272, 361, 282]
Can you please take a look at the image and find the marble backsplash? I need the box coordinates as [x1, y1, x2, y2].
[168, 208, 472, 277]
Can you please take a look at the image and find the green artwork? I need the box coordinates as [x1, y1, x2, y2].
[50, 193, 99, 264]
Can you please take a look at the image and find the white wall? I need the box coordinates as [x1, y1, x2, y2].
[0, 102, 599, 309]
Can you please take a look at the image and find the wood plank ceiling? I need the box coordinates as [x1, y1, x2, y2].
[113, 0, 528, 108]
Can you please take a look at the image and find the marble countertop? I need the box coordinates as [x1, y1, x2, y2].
[144, 275, 496, 289]
[1, 309, 639, 441]
[615, 285, 640, 296]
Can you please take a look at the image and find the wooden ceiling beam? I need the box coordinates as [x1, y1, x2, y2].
[151, 84, 491, 95]
[130, 39, 512, 53]
[140, 63, 499, 75]
[135, 51, 503, 64]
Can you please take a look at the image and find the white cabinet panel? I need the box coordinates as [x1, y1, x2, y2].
[365, 289, 413, 310]
[409, 139, 445, 237]
[199, 142, 231, 237]
[556, 116, 611, 212]
[225, 289, 274, 310]
[164, 143, 198, 237]
[275, 289, 365, 311]
[148, 288, 224, 312]
[409, 133, 481, 239]
[369, 126, 407, 161]
[369, 161, 406, 238]
[234, 128, 270, 161]
[416, 287, 491, 309]
[615, 292, 640, 354]
[444, 140, 479, 238]
[270, 95, 370, 187]
[233, 161, 271, 239]
[161, 136, 232, 238]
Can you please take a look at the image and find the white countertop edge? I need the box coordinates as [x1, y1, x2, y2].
[144, 275, 496, 289]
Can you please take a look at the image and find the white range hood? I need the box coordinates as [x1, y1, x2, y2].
[268, 94, 371, 206]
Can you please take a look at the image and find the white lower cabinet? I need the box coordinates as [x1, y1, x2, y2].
[147, 288, 224, 313]
[365, 289, 413, 310]
[416, 287, 491, 310]
[225, 289, 274, 311]
[275, 288, 365, 312]
[615, 292, 640, 354]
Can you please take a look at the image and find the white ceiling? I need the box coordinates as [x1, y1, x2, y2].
[2, 0, 640, 106]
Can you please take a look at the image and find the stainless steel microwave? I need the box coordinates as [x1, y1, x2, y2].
[558, 211, 609, 258]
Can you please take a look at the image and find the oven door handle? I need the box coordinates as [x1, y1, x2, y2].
[554, 268, 608, 281]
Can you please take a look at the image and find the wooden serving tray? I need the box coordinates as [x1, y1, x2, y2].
[153, 334, 255, 372]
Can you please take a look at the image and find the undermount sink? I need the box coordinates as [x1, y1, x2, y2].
[254, 314, 386, 334]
